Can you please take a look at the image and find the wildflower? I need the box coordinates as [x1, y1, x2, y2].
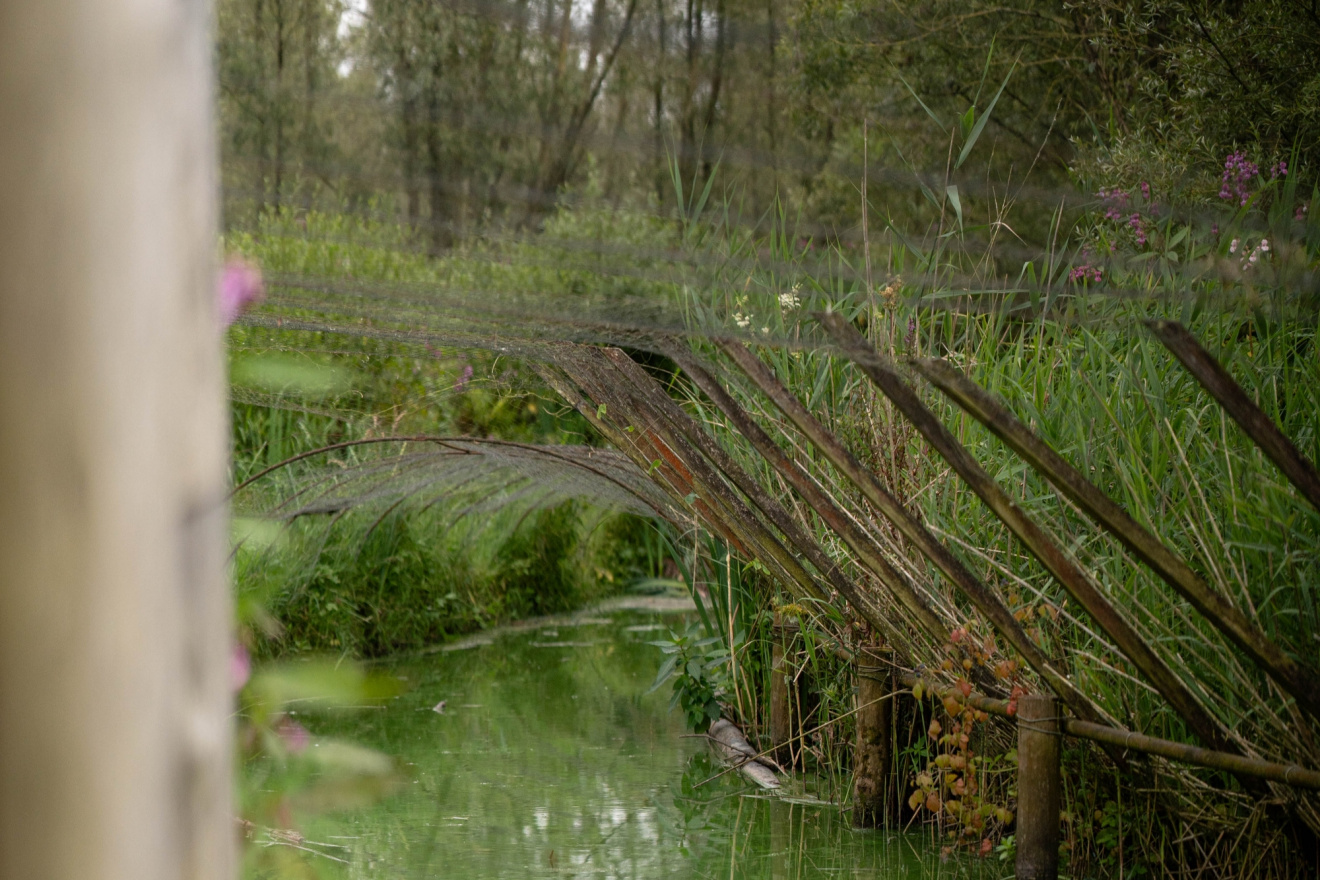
[1069, 265, 1102, 284]
[779, 291, 800, 311]
[1244, 238, 1271, 268]
[454, 363, 473, 392]
[1229, 238, 1239, 253]
[878, 276, 903, 307]
[733, 312, 751, 329]
[274, 716, 310, 754]
[1220, 151, 1259, 206]
[1271, 161, 1288, 179]
[230, 643, 251, 692]
[1129, 213, 1147, 246]
[1139, 181, 1151, 201]
[218, 257, 264, 326]
[1298, 204, 1309, 221]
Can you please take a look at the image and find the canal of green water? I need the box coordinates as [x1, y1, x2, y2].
[297, 598, 995, 879]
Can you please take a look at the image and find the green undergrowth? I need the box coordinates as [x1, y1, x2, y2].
[226, 206, 677, 660]
[230, 152, 1320, 877]
[663, 164, 1320, 876]
[237, 503, 661, 659]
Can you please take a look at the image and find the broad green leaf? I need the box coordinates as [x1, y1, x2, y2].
[946, 184, 964, 232]
[956, 58, 1018, 169]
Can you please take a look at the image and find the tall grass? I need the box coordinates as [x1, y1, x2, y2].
[229, 149, 1320, 875]
[661, 166, 1320, 875]
[227, 206, 677, 658]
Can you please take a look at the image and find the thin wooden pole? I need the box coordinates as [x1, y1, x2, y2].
[715, 339, 1118, 734]
[1147, 320, 1320, 512]
[900, 671, 1320, 792]
[911, 354, 1320, 721]
[669, 344, 949, 647]
[552, 348, 826, 601]
[1016, 695, 1062, 880]
[770, 613, 798, 766]
[853, 648, 893, 828]
[818, 314, 1241, 759]
[0, 3, 230, 879]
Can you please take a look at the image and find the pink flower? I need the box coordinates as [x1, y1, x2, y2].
[454, 364, 474, 393]
[1220, 152, 1259, 206]
[1129, 213, 1147, 246]
[218, 258, 265, 326]
[275, 716, 310, 754]
[230, 642, 251, 692]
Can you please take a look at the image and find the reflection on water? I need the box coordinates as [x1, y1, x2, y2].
[305, 606, 988, 879]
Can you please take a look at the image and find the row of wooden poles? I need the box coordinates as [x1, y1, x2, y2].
[767, 615, 1320, 879]
[530, 314, 1320, 878]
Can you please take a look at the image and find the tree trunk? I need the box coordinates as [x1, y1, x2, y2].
[653, 0, 668, 206]
[0, 3, 231, 880]
[426, 45, 453, 251]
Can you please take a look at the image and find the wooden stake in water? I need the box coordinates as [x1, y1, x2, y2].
[852, 649, 893, 828]
[1016, 695, 1062, 880]
[771, 614, 799, 766]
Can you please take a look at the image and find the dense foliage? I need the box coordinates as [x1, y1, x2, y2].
[221, 1, 1320, 877]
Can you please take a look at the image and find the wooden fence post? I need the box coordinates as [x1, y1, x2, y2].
[0, 2, 230, 879]
[853, 648, 893, 827]
[771, 613, 799, 765]
[1016, 695, 1062, 880]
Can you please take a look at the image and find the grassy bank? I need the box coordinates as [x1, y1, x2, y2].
[649, 168, 1320, 876]
[230, 153, 1320, 876]
[226, 208, 678, 659]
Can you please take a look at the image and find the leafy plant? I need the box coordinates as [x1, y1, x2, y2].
[649, 623, 730, 732]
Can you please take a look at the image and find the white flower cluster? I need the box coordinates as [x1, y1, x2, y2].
[1231, 237, 1270, 269]
[778, 285, 801, 311]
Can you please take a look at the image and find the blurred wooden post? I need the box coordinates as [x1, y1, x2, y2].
[0, 3, 231, 880]
[770, 613, 799, 765]
[852, 648, 893, 828]
[1016, 695, 1062, 880]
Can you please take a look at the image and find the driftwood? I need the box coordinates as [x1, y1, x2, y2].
[707, 719, 781, 789]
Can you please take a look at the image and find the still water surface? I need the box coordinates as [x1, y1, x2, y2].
[308, 600, 984, 879]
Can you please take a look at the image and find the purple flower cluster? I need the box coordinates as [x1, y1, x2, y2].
[454, 363, 474, 392]
[1069, 245, 1103, 284]
[1128, 213, 1147, 246]
[1069, 265, 1102, 284]
[1097, 186, 1154, 247]
[1098, 187, 1130, 221]
[1220, 152, 1260, 205]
